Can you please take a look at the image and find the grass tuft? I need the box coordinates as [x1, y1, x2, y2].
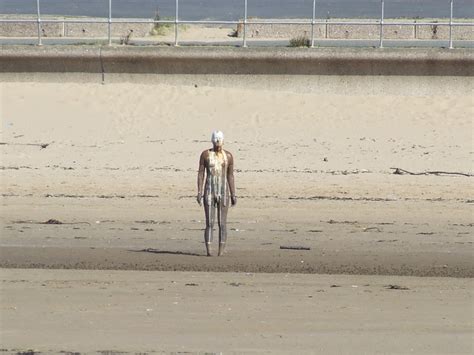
[150, 11, 172, 36]
[289, 35, 310, 47]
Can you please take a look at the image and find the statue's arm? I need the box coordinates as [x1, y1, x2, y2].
[197, 151, 206, 204]
[227, 151, 237, 205]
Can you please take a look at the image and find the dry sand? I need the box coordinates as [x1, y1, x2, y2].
[0, 75, 473, 352]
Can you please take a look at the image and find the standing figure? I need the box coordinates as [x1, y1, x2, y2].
[197, 131, 237, 256]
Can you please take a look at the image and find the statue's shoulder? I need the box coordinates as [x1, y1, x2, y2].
[224, 150, 233, 160]
[199, 149, 210, 161]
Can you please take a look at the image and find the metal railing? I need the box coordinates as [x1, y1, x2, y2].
[0, 0, 472, 49]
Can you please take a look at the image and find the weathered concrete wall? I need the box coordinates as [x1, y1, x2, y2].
[0, 16, 152, 38]
[237, 19, 473, 40]
[0, 46, 472, 77]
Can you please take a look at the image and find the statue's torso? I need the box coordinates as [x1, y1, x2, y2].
[205, 150, 228, 205]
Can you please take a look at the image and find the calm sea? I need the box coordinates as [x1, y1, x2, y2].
[0, 0, 473, 20]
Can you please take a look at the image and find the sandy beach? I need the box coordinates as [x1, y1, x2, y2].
[1, 269, 473, 354]
[1, 73, 473, 352]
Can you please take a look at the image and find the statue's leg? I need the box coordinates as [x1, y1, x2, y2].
[203, 198, 216, 256]
[217, 200, 229, 256]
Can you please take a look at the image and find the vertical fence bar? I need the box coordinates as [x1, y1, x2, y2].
[379, 0, 384, 48]
[36, 0, 42, 45]
[449, 0, 454, 49]
[325, 12, 329, 39]
[108, 0, 112, 45]
[174, 0, 179, 46]
[310, 0, 316, 47]
[242, 0, 248, 47]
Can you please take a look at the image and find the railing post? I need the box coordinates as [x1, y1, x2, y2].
[449, 0, 454, 49]
[242, 0, 248, 47]
[174, 0, 179, 46]
[325, 12, 329, 39]
[310, 0, 316, 47]
[108, 0, 112, 45]
[36, 0, 42, 45]
[379, 0, 384, 48]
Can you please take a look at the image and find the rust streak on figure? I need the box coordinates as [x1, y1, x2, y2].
[197, 131, 237, 256]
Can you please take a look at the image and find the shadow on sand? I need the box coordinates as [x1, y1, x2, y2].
[130, 248, 202, 257]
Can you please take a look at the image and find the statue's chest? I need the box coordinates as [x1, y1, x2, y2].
[208, 152, 226, 175]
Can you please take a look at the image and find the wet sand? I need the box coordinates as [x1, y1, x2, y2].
[1, 195, 473, 277]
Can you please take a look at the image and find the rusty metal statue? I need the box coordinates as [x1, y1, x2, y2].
[197, 131, 237, 256]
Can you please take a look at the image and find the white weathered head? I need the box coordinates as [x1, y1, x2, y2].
[211, 130, 224, 148]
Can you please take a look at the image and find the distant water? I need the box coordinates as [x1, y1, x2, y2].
[0, 0, 473, 20]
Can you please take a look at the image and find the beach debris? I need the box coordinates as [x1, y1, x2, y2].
[14, 219, 91, 225]
[0, 166, 34, 171]
[229, 282, 242, 287]
[270, 229, 296, 233]
[14, 349, 40, 355]
[185, 283, 199, 286]
[391, 167, 472, 177]
[135, 220, 158, 224]
[326, 169, 370, 175]
[98, 194, 125, 199]
[0, 142, 50, 149]
[385, 285, 410, 290]
[280, 246, 311, 251]
[330, 284, 341, 288]
[327, 219, 358, 225]
[363, 227, 382, 232]
[291, 195, 392, 202]
[144, 228, 154, 232]
[323, 157, 328, 162]
[44, 219, 62, 224]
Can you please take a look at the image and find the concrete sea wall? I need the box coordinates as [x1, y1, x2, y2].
[0, 46, 473, 77]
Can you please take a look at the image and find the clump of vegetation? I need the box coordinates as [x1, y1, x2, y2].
[150, 10, 172, 36]
[289, 35, 310, 47]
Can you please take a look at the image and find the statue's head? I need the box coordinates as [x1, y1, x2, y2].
[211, 130, 224, 150]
